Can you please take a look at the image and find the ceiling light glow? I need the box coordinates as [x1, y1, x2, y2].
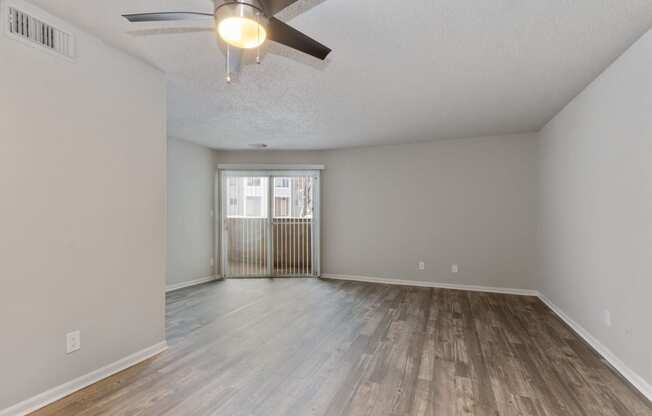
[218, 17, 266, 49]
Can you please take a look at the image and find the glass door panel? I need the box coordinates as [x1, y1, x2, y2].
[272, 176, 314, 277]
[223, 176, 270, 277]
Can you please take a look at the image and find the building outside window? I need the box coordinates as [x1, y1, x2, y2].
[225, 176, 312, 219]
[274, 197, 290, 217]
[275, 178, 289, 188]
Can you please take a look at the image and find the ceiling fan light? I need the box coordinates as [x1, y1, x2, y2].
[216, 2, 267, 49]
[218, 17, 266, 49]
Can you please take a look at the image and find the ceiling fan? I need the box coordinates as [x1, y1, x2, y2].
[122, 0, 331, 81]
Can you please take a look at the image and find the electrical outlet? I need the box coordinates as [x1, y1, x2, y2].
[418, 261, 425, 271]
[603, 310, 612, 327]
[451, 264, 459, 273]
[66, 330, 81, 354]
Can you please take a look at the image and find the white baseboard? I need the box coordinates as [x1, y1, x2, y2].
[320, 274, 539, 296]
[0, 341, 168, 416]
[537, 294, 652, 402]
[166, 275, 220, 292]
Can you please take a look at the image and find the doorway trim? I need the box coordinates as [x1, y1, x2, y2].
[217, 164, 325, 171]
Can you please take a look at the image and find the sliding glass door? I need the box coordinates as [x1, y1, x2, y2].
[220, 169, 320, 278]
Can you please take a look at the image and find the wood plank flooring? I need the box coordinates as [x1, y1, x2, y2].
[32, 278, 651, 416]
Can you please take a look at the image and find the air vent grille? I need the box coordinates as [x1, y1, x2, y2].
[7, 6, 75, 58]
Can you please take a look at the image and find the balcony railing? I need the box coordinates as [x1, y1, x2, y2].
[225, 217, 313, 277]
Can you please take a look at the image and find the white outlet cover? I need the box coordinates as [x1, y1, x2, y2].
[66, 330, 81, 354]
[451, 264, 459, 273]
[604, 310, 612, 327]
[418, 262, 425, 270]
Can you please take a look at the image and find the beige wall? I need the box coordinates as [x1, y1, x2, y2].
[216, 133, 539, 289]
[539, 29, 652, 386]
[167, 137, 217, 287]
[0, 7, 167, 410]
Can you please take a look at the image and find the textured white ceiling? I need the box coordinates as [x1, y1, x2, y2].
[30, 0, 652, 149]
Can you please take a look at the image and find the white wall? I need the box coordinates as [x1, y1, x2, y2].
[167, 137, 217, 287]
[539, 30, 652, 388]
[216, 133, 539, 290]
[0, 3, 167, 411]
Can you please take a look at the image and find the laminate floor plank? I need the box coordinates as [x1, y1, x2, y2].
[30, 279, 651, 416]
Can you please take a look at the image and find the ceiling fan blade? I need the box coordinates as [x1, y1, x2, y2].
[267, 17, 331, 60]
[122, 12, 214, 23]
[127, 27, 215, 37]
[263, 0, 300, 15]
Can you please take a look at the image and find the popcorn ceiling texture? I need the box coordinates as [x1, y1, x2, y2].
[31, 0, 652, 149]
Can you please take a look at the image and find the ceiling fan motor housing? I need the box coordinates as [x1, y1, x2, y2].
[215, 0, 268, 20]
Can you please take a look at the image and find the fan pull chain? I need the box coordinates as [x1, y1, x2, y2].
[256, 12, 261, 64]
[226, 44, 232, 83]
